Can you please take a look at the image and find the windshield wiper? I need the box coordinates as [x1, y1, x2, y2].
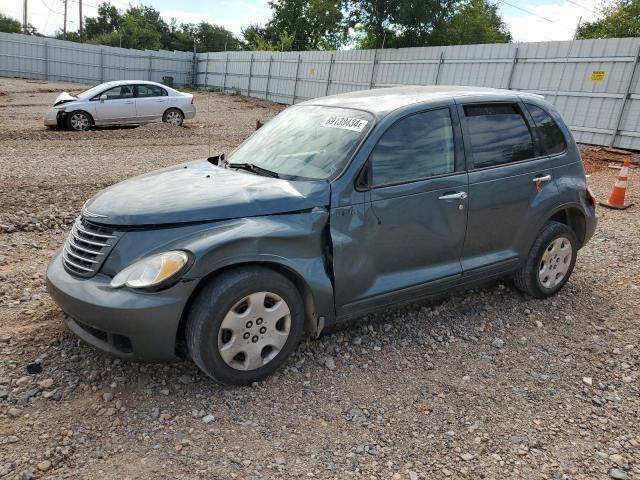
[227, 162, 280, 178]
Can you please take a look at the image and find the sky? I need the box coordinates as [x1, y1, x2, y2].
[0, 0, 604, 44]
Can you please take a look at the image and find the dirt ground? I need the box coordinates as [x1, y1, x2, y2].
[0, 77, 639, 480]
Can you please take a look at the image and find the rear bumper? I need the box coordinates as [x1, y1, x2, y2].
[46, 250, 195, 361]
[184, 106, 196, 120]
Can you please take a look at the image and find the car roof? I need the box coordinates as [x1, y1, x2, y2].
[99, 80, 171, 88]
[300, 85, 544, 118]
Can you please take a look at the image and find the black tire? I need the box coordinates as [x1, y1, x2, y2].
[186, 266, 304, 385]
[514, 221, 578, 299]
[66, 111, 93, 131]
[162, 108, 184, 126]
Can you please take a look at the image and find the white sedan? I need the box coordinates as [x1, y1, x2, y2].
[44, 80, 196, 131]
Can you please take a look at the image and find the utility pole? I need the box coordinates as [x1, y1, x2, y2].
[63, 0, 67, 35]
[79, 0, 83, 42]
[22, 0, 27, 34]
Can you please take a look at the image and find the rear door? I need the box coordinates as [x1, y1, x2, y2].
[92, 85, 136, 124]
[134, 84, 168, 122]
[458, 101, 559, 281]
[332, 105, 469, 316]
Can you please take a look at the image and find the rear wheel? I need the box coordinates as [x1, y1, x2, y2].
[163, 108, 184, 126]
[514, 221, 578, 298]
[186, 267, 304, 385]
[66, 111, 92, 131]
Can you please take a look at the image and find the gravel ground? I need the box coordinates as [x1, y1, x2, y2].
[0, 77, 639, 480]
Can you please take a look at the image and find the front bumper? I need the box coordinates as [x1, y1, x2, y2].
[44, 108, 59, 127]
[46, 250, 196, 361]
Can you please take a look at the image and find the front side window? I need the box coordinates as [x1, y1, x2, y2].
[100, 85, 134, 100]
[137, 85, 167, 97]
[370, 108, 455, 186]
[525, 103, 567, 156]
[227, 105, 373, 180]
[464, 104, 535, 168]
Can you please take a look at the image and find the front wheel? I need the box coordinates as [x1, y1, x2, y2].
[163, 108, 184, 126]
[186, 267, 304, 385]
[514, 221, 578, 299]
[66, 111, 92, 131]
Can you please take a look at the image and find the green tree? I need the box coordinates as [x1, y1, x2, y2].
[436, 0, 511, 46]
[0, 13, 22, 33]
[242, 23, 294, 51]
[267, 0, 347, 50]
[577, 0, 640, 39]
[0, 13, 37, 35]
[196, 22, 243, 51]
[84, 2, 121, 39]
[346, 0, 398, 48]
[392, 0, 459, 47]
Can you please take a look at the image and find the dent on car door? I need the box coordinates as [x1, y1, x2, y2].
[458, 101, 560, 281]
[331, 106, 469, 318]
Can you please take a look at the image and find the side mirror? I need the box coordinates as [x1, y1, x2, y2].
[355, 161, 372, 191]
[99, 94, 107, 103]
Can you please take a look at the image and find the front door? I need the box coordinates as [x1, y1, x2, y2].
[93, 85, 136, 124]
[332, 106, 469, 317]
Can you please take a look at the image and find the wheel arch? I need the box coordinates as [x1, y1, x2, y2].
[546, 205, 587, 248]
[175, 260, 322, 357]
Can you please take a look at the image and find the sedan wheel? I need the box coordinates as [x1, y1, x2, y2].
[218, 292, 291, 371]
[163, 109, 184, 126]
[67, 112, 91, 131]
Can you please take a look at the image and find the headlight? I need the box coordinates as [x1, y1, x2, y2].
[110, 251, 190, 290]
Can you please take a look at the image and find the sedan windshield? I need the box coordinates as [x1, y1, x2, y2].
[228, 105, 373, 180]
[75, 83, 112, 99]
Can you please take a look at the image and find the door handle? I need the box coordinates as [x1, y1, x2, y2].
[439, 191, 468, 200]
[155, 99, 165, 102]
[124, 100, 134, 104]
[533, 174, 552, 182]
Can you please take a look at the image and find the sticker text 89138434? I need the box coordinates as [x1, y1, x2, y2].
[320, 116, 369, 133]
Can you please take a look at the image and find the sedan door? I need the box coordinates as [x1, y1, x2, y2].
[331, 106, 469, 317]
[92, 85, 136, 124]
[134, 84, 168, 122]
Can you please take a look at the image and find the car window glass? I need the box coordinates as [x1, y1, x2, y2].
[525, 103, 567, 155]
[464, 104, 535, 168]
[102, 85, 134, 100]
[370, 108, 455, 186]
[137, 85, 167, 97]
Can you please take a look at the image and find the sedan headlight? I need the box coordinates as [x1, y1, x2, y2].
[110, 251, 190, 290]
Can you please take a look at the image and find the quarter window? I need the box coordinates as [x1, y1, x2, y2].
[525, 103, 566, 155]
[371, 108, 455, 186]
[464, 104, 535, 168]
[137, 85, 167, 97]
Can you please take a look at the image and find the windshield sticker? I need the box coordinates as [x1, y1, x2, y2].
[320, 116, 368, 132]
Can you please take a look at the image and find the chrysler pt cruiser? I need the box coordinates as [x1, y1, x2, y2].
[46, 86, 597, 385]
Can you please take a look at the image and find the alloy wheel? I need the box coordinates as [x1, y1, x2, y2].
[165, 111, 183, 126]
[69, 113, 89, 131]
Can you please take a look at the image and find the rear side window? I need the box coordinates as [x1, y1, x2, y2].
[137, 85, 167, 97]
[371, 108, 455, 186]
[464, 104, 535, 168]
[525, 103, 567, 155]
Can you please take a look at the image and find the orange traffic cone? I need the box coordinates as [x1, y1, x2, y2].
[600, 158, 634, 209]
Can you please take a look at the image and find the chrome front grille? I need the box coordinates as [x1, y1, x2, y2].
[62, 217, 119, 278]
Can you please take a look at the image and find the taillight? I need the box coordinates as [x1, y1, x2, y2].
[586, 186, 597, 207]
[191, 96, 194, 104]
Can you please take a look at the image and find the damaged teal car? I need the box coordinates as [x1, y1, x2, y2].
[46, 86, 597, 385]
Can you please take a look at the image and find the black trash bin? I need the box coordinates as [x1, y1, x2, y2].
[162, 76, 174, 88]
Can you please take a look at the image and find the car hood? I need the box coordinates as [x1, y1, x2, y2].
[53, 92, 78, 106]
[83, 160, 331, 226]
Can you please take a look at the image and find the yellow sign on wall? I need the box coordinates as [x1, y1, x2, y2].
[591, 70, 606, 82]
